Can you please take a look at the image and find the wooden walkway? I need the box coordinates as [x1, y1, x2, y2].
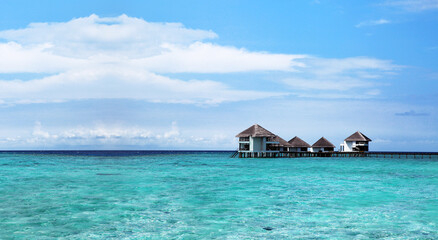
[365, 152, 438, 159]
[235, 151, 438, 159]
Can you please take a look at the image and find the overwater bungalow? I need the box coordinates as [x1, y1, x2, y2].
[340, 131, 371, 152]
[232, 125, 438, 158]
[236, 124, 280, 153]
[288, 136, 310, 152]
[234, 124, 376, 157]
[311, 137, 335, 152]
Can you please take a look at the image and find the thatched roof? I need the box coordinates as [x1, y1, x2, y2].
[288, 136, 311, 148]
[312, 137, 335, 148]
[273, 135, 292, 147]
[235, 124, 277, 138]
[345, 131, 372, 142]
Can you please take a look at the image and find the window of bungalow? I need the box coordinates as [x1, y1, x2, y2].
[239, 143, 249, 150]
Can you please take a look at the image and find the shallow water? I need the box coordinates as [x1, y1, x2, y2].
[0, 152, 437, 239]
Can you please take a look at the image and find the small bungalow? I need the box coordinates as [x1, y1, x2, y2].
[340, 131, 371, 152]
[288, 136, 310, 152]
[236, 124, 280, 153]
[311, 137, 335, 152]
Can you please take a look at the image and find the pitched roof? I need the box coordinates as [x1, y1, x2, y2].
[312, 137, 335, 148]
[235, 124, 277, 138]
[288, 136, 311, 148]
[345, 131, 372, 142]
[273, 135, 292, 147]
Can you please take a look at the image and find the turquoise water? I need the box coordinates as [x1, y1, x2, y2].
[0, 152, 437, 239]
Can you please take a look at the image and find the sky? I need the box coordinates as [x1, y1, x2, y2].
[0, 0, 437, 151]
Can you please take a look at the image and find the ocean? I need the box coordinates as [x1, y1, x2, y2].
[0, 151, 437, 239]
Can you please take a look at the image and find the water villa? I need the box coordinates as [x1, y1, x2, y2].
[236, 124, 279, 153]
[235, 124, 367, 158]
[339, 131, 371, 152]
[311, 137, 335, 152]
[288, 137, 311, 152]
[233, 124, 438, 158]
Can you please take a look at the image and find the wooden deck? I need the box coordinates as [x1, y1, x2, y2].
[235, 151, 438, 159]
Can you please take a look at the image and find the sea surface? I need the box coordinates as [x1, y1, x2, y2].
[0, 151, 437, 239]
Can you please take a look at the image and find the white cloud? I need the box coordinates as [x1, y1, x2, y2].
[282, 56, 397, 97]
[161, 121, 180, 139]
[0, 42, 84, 73]
[0, 14, 217, 58]
[0, 14, 301, 104]
[0, 14, 400, 104]
[355, 19, 391, 28]
[384, 0, 438, 11]
[32, 121, 51, 139]
[134, 42, 306, 73]
[1, 121, 235, 149]
[307, 57, 396, 75]
[0, 14, 302, 73]
[0, 67, 285, 104]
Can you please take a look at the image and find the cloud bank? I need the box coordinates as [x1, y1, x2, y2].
[1, 121, 234, 150]
[0, 14, 399, 105]
[282, 57, 397, 98]
[0, 15, 300, 105]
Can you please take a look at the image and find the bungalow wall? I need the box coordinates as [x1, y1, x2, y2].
[340, 141, 369, 152]
[311, 147, 334, 152]
[250, 137, 265, 152]
[288, 147, 308, 152]
[342, 141, 354, 152]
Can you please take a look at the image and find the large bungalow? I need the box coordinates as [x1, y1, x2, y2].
[340, 131, 371, 152]
[288, 136, 310, 152]
[311, 137, 335, 152]
[236, 124, 280, 153]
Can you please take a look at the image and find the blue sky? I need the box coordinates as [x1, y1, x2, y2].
[0, 0, 437, 150]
